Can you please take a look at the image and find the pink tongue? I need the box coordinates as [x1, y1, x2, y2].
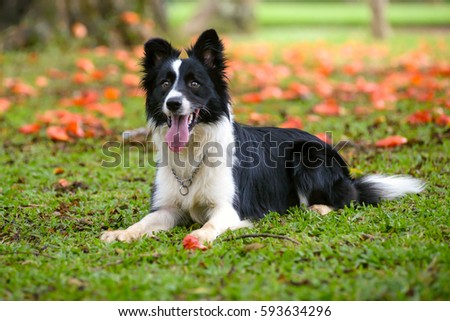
[166, 115, 190, 152]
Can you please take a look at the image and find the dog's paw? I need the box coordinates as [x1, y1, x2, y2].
[309, 204, 334, 215]
[189, 228, 217, 245]
[100, 229, 141, 243]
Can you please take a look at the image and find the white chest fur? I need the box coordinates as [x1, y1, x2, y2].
[149, 117, 236, 224]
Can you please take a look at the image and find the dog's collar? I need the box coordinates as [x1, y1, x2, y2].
[171, 156, 204, 196]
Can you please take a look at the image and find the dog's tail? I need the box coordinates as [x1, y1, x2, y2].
[353, 175, 425, 205]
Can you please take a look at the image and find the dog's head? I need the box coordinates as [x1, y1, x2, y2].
[141, 29, 230, 152]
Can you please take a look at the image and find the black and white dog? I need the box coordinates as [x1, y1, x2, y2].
[101, 29, 424, 245]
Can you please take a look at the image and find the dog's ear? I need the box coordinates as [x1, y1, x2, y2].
[190, 29, 225, 69]
[142, 38, 180, 69]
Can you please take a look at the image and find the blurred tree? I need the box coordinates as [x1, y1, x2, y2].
[370, 0, 390, 39]
[148, 0, 168, 33]
[183, 0, 256, 36]
[0, 0, 165, 50]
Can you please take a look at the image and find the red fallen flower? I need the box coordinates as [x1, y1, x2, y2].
[435, 114, 450, 127]
[315, 132, 332, 144]
[76, 58, 95, 73]
[182, 235, 207, 251]
[0, 97, 12, 113]
[279, 116, 303, 129]
[57, 178, 70, 188]
[103, 86, 121, 100]
[65, 120, 85, 138]
[241, 92, 262, 104]
[407, 110, 433, 125]
[312, 101, 342, 116]
[10, 81, 37, 96]
[260, 86, 284, 100]
[72, 90, 99, 106]
[87, 102, 124, 119]
[375, 135, 408, 148]
[47, 126, 70, 142]
[122, 73, 141, 87]
[19, 123, 41, 134]
[288, 82, 310, 96]
[248, 112, 271, 125]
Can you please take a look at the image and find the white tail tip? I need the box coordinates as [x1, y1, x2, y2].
[361, 175, 425, 200]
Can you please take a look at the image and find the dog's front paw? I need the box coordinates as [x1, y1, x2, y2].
[309, 204, 334, 215]
[189, 228, 217, 245]
[100, 229, 142, 243]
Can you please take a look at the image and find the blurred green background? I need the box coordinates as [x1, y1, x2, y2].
[1, 0, 449, 50]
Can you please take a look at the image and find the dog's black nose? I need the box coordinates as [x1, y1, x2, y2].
[166, 97, 182, 112]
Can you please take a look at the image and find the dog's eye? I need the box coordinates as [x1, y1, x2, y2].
[161, 80, 171, 89]
[189, 81, 200, 88]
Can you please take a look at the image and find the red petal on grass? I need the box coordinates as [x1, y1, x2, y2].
[72, 90, 99, 106]
[248, 112, 271, 125]
[35, 76, 49, 87]
[10, 82, 37, 96]
[0, 97, 11, 113]
[103, 87, 121, 100]
[315, 132, 332, 144]
[72, 72, 88, 84]
[343, 61, 363, 75]
[288, 82, 311, 97]
[124, 59, 140, 72]
[315, 81, 333, 98]
[87, 102, 124, 118]
[282, 83, 310, 100]
[57, 178, 70, 187]
[182, 235, 207, 251]
[66, 120, 85, 138]
[76, 58, 95, 72]
[306, 114, 322, 123]
[312, 101, 342, 116]
[90, 70, 106, 81]
[435, 114, 450, 127]
[241, 92, 262, 104]
[407, 110, 432, 125]
[114, 49, 130, 62]
[47, 126, 70, 141]
[279, 116, 303, 129]
[260, 86, 284, 100]
[19, 123, 41, 134]
[375, 135, 408, 148]
[122, 73, 141, 87]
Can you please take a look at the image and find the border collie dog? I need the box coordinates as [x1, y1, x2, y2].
[101, 29, 424, 245]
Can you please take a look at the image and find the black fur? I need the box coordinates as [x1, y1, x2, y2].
[232, 124, 359, 219]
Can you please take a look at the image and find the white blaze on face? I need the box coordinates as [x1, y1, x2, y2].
[163, 59, 191, 115]
[163, 59, 194, 152]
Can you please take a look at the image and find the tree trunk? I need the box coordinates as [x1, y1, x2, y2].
[149, 0, 168, 33]
[370, 0, 390, 39]
[183, 0, 256, 36]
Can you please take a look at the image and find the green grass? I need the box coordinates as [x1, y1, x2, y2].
[168, 2, 450, 28]
[1, 30, 450, 300]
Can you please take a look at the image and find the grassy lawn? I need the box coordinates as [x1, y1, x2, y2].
[168, 2, 450, 28]
[1, 28, 450, 300]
